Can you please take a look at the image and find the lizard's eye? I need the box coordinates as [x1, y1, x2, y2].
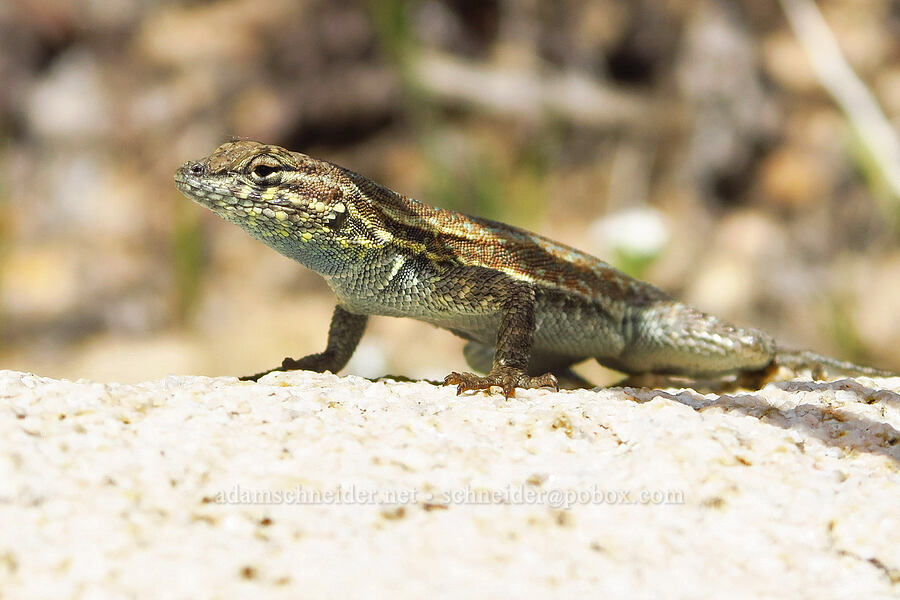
[252, 164, 277, 178]
[247, 159, 283, 185]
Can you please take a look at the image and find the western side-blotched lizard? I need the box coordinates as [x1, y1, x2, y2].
[175, 141, 896, 396]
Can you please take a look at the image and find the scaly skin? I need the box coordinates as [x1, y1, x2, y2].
[175, 141, 896, 396]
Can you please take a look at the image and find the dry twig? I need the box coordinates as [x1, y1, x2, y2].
[780, 0, 900, 200]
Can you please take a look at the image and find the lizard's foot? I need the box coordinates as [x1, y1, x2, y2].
[443, 366, 559, 399]
[240, 369, 272, 382]
[239, 354, 333, 381]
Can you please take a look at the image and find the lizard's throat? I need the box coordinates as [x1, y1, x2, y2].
[240, 223, 362, 277]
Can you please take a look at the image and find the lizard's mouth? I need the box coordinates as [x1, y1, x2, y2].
[174, 162, 198, 194]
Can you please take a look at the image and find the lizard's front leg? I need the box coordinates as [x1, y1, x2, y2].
[241, 305, 367, 381]
[444, 283, 558, 398]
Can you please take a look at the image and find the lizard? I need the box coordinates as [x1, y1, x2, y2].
[174, 140, 897, 397]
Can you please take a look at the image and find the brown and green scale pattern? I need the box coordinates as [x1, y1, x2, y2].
[175, 140, 895, 396]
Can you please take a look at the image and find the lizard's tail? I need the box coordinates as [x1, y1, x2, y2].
[775, 349, 897, 379]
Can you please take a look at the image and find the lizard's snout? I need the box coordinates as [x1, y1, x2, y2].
[175, 161, 205, 185]
[174, 161, 207, 194]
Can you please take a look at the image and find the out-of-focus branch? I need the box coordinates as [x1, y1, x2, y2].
[411, 50, 656, 130]
[780, 0, 900, 200]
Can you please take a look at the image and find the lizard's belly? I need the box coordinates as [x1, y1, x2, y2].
[417, 291, 627, 360]
[328, 259, 627, 359]
[336, 285, 506, 342]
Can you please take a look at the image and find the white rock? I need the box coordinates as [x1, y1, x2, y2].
[0, 369, 898, 597]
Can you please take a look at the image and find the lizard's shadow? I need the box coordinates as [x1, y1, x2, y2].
[621, 379, 900, 464]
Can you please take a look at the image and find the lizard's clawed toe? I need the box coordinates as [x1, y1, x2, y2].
[530, 372, 560, 392]
[443, 368, 559, 398]
[443, 372, 476, 396]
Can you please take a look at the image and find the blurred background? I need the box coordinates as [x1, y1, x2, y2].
[1, 0, 899, 384]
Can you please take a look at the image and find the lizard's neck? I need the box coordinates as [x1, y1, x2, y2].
[241, 227, 363, 277]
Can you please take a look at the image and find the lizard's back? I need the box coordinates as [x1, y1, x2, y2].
[347, 173, 775, 376]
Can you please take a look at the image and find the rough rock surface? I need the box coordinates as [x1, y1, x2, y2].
[1, 369, 899, 598]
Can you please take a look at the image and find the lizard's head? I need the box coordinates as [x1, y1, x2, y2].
[176, 140, 380, 271]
